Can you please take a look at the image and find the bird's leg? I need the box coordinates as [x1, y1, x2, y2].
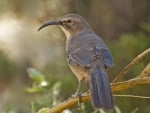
[75, 79, 81, 96]
[73, 79, 82, 105]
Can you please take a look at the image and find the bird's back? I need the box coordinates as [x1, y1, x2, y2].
[66, 31, 113, 68]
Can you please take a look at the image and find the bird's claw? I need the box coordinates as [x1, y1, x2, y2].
[72, 92, 82, 106]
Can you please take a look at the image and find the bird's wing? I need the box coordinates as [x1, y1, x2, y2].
[67, 34, 113, 68]
[67, 44, 95, 67]
[95, 45, 113, 68]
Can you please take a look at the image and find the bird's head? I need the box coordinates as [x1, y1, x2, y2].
[38, 14, 92, 38]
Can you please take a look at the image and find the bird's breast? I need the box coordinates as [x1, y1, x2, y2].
[69, 63, 89, 82]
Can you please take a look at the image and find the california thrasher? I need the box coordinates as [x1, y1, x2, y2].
[38, 14, 114, 109]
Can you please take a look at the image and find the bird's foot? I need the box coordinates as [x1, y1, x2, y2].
[72, 92, 82, 106]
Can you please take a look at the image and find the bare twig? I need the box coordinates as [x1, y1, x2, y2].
[138, 63, 150, 78]
[112, 48, 150, 82]
[112, 77, 150, 92]
[114, 94, 150, 99]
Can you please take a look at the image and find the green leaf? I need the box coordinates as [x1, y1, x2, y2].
[115, 106, 122, 113]
[52, 81, 61, 95]
[99, 109, 107, 113]
[131, 108, 139, 113]
[26, 86, 44, 93]
[37, 108, 50, 113]
[27, 68, 45, 83]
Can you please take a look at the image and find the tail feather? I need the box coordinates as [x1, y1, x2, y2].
[89, 63, 113, 109]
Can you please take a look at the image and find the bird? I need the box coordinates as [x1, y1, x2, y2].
[38, 13, 114, 109]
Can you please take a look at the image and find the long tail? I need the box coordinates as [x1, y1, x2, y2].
[88, 63, 114, 109]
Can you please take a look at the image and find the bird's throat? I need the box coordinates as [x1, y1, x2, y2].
[60, 26, 71, 39]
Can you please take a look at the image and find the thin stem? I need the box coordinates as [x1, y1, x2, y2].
[114, 94, 150, 99]
[112, 48, 150, 82]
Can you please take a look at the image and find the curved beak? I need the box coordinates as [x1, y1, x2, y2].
[38, 20, 60, 31]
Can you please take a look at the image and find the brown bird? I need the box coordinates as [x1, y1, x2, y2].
[38, 14, 114, 109]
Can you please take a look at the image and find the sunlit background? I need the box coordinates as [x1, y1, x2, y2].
[0, 0, 149, 113]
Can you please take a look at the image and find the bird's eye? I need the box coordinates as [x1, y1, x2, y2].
[66, 19, 72, 23]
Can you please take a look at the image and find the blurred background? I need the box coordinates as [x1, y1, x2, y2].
[0, 0, 149, 113]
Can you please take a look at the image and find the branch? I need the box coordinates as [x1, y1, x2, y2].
[47, 48, 150, 113]
[114, 94, 150, 99]
[47, 94, 89, 113]
[138, 63, 150, 78]
[112, 77, 150, 92]
[47, 77, 150, 113]
[112, 48, 150, 82]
